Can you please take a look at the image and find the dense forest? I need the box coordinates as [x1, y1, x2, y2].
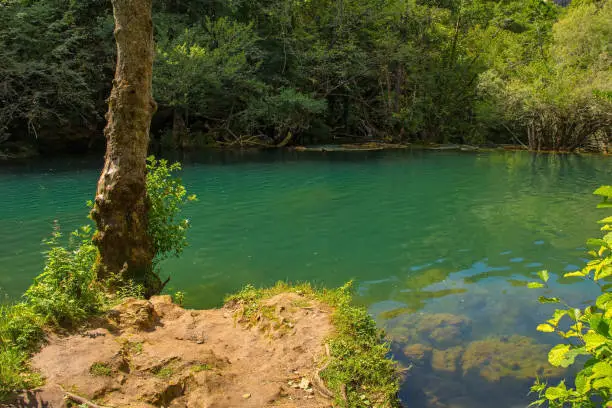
[0, 0, 610, 155]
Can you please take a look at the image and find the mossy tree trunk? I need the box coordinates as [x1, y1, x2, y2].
[91, 0, 161, 296]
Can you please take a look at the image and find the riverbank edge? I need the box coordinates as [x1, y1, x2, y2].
[3, 139, 608, 161]
[2, 281, 401, 408]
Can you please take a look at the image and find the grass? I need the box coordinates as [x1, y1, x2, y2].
[89, 362, 113, 377]
[192, 363, 212, 372]
[122, 340, 144, 355]
[154, 366, 174, 380]
[225, 281, 401, 408]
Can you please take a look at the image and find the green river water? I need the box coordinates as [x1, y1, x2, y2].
[0, 149, 610, 407]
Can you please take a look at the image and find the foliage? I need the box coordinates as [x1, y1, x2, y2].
[146, 156, 196, 265]
[0, 0, 113, 148]
[240, 88, 327, 143]
[478, 0, 612, 150]
[25, 225, 104, 325]
[0, 224, 103, 398]
[226, 281, 400, 407]
[529, 186, 612, 407]
[2, 0, 608, 152]
[0, 158, 194, 398]
[0, 346, 42, 400]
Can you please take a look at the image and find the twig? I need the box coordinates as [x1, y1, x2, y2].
[61, 387, 112, 408]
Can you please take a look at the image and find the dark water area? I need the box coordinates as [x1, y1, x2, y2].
[0, 149, 610, 407]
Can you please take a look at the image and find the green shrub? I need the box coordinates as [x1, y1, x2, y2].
[146, 156, 196, 266]
[529, 186, 612, 407]
[0, 304, 44, 352]
[25, 225, 104, 326]
[0, 346, 42, 399]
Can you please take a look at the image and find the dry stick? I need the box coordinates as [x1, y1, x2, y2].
[61, 387, 112, 408]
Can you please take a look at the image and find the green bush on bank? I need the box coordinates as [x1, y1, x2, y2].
[529, 186, 612, 407]
[0, 158, 193, 399]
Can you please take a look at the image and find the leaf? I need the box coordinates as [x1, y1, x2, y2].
[564, 270, 587, 278]
[584, 331, 608, 351]
[587, 238, 606, 247]
[537, 324, 556, 332]
[596, 293, 612, 310]
[599, 216, 612, 224]
[596, 265, 612, 281]
[568, 308, 583, 321]
[539, 296, 560, 304]
[594, 186, 612, 199]
[537, 270, 550, 283]
[528, 282, 545, 289]
[544, 382, 568, 400]
[589, 314, 610, 337]
[593, 377, 612, 391]
[548, 344, 573, 367]
[548, 309, 568, 326]
[592, 362, 612, 378]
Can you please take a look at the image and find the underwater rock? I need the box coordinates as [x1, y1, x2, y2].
[389, 313, 472, 349]
[402, 344, 433, 365]
[431, 346, 464, 373]
[461, 335, 565, 381]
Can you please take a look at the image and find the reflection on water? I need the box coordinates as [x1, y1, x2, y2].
[0, 149, 610, 407]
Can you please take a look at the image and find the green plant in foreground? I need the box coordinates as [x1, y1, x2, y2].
[89, 362, 113, 377]
[529, 186, 612, 408]
[226, 281, 400, 408]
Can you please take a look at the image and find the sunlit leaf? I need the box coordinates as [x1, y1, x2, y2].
[544, 381, 568, 400]
[594, 186, 612, 199]
[564, 270, 586, 278]
[528, 282, 545, 289]
[584, 331, 608, 351]
[537, 270, 550, 283]
[537, 324, 556, 332]
[596, 293, 612, 310]
[548, 344, 572, 367]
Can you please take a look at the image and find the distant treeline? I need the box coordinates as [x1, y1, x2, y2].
[0, 0, 610, 155]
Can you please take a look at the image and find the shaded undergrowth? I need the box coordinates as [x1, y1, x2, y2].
[225, 281, 401, 408]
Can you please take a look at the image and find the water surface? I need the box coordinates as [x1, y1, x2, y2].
[0, 149, 610, 407]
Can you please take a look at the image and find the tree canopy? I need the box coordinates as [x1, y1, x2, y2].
[0, 0, 610, 153]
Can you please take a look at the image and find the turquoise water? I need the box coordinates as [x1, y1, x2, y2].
[0, 149, 610, 407]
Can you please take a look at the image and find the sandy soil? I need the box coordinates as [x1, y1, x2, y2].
[4, 293, 335, 408]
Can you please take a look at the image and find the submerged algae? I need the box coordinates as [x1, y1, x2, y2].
[461, 335, 564, 381]
[388, 312, 472, 349]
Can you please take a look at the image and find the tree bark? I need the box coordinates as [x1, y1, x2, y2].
[91, 0, 160, 295]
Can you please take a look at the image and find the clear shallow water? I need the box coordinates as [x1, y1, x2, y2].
[0, 149, 610, 407]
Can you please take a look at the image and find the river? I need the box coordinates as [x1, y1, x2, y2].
[0, 149, 610, 407]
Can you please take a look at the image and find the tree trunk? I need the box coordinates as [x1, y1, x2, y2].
[90, 0, 160, 296]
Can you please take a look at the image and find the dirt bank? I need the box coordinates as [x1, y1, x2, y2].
[6, 293, 336, 408]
